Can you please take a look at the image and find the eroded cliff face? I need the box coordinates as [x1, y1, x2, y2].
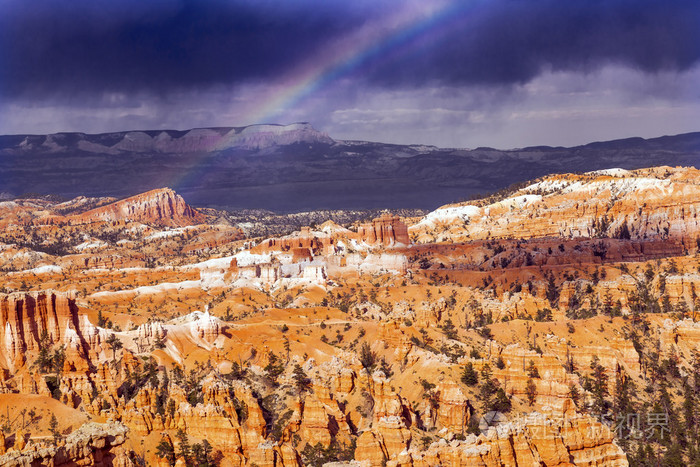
[0, 291, 97, 372]
[358, 213, 410, 246]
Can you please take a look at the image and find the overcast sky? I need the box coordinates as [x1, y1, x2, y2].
[1, 0, 699, 148]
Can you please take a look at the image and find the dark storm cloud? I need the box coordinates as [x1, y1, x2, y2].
[363, 0, 700, 87]
[0, 0, 385, 98]
[1, 0, 698, 99]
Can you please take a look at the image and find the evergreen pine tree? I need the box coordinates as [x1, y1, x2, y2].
[155, 437, 176, 465]
[292, 363, 312, 393]
[49, 414, 61, 444]
[441, 318, 458, 339]
[526, 378, 537, 406]
[495, 356, 506, 370]
[478, 364, 498, 411]
[176, 429, 191, 464]
[491, 388, 512, 413]
[461, 362, 478, 386]
[568, 383, 580, 407]
[527, 360, 540, 378]
[589, 356, 609, 414]
[613, 368, 635, 417]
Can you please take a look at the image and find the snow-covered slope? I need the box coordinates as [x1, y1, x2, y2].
[410, 166, 700, 243]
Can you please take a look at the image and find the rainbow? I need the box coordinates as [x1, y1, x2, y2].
[172, 1, 472, 192]
[242, 0, 472, 125]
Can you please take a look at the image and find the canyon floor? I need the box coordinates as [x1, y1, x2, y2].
[0, 165, 699, 466]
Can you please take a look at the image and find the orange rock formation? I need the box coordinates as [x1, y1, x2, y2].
[359, 213, 410, 246]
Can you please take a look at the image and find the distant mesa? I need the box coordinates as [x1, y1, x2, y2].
[214, 122, 334, 150]
[5, 122, 334, 155]
[1, 124, 699, 211]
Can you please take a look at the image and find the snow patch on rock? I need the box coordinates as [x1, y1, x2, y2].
[416, 205, 480, 227]
[89, 280, 200, 298]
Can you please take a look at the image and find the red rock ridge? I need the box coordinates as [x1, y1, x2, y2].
[71, 187, 205, 227]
